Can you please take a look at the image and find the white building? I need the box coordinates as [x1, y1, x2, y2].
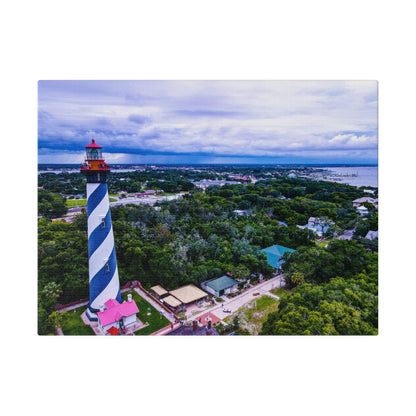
[357, 205, 369, 216]
[365, 230, 378, 240]
[353, 197, 378, 208]
[299, 217, 332, 237]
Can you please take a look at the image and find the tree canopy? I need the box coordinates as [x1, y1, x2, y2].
[260, 272, 378, 335]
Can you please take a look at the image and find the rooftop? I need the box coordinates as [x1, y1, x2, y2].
[365, 230, 378, 239]
[97, 298, 139, 327]
[205, 275, 239, 292]
[150, 285, 168, 296]
[353, 197, 378, 204]
[85, 139, 102, 149]
[259, 244, 295, 268]
[162, 295, 182, 308]
[169, 284, 208, 304]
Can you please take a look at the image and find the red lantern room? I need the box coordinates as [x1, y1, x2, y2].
[81, 139, 110, 183]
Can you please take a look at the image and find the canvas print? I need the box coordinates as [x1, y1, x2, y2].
[38, 80, 378, 335]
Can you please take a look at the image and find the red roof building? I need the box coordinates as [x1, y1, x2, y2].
[97, 297, 139, 334]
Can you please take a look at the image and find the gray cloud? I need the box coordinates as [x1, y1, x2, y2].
[38, 80, 378, 164]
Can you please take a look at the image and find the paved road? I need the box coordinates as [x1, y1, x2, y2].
[67, 206, 84, 213]
[189, 275, 284, 322]
[110, 194, 183, 207]
[111, 197, 158, 206]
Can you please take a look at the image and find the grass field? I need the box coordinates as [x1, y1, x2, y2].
[224, 295, 280, 335]
[269, 287, 288, 297]
[121, 290, 170, 335]
[66, 197, 117, 208]
[60, 306, 95, 336]
[66, 199, 87, 207]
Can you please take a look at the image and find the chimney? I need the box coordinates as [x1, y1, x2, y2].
[127, 294, 132, 302]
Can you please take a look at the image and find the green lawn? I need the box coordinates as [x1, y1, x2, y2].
[269, 287, 288, 297]
[61, 306, 95, 336]
[66, 198, 117, 208]
[121, 290, 170, 335]
[66, 199, 87, 207]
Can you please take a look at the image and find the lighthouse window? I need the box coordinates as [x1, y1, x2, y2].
[105, 262, 110, 273]
[101, 217, 106, 228]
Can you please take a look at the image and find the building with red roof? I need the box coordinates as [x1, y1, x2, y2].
[97, 295, 139, 335]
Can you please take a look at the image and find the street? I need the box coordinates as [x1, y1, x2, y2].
[189, 274, 284, 322]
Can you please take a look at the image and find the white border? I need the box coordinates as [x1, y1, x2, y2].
[3, 1, 415, 415]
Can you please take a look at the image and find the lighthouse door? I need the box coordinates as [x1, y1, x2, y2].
[119, 319, 125, 333]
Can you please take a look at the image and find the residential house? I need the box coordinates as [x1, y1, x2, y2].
[233, 209, 249, 216]
[298, 217, 332, 237]
[353, 197, 378, 208]
[357, 205, 369, 216]
[365, 230, 378, 240]
[97, 296, 140, 335]
[307, 217, 331, 236]
[259, 244, 295, 270]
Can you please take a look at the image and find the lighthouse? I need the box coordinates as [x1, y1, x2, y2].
[81, 139, 122, 321]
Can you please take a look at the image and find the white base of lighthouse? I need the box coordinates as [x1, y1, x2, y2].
[86, 308, 98, 322]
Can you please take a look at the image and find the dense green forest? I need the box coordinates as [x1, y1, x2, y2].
[38, 168, 378, 335]
[260, 239, 378, 335]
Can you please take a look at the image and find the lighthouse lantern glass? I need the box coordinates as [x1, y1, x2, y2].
[86, 148, 102, 160]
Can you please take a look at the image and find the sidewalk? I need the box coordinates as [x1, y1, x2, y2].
[151, 322, 181, 336]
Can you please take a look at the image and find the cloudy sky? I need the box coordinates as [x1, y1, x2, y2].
[38, 80, 378, 165]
